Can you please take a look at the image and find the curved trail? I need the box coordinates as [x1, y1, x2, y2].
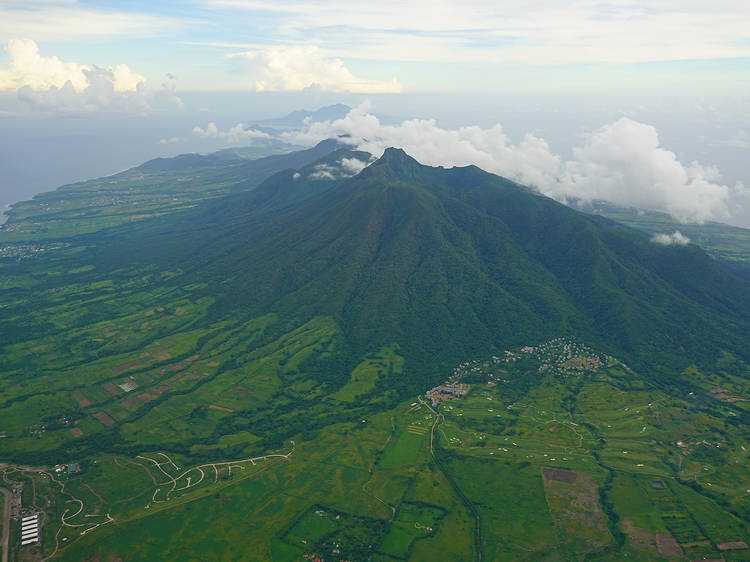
[137, 441, 295, 502]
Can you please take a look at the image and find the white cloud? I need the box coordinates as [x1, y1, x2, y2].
[0, 39, 89, 91]
[191, 122, 271, 143]
[0, 40, 183, 114]
[553, 118, 737, 223]
[309, 163, 337, 180]
[284, 104, 746, 223]
[340, 157, 369, 175]
[286, 102, 562, 192]
[308, 157, 371, 181]
[0, 39, 145, 92]
[651, 231, 691, 246]
[205, 1, 750, 65]
[111, 64, 146, 93]
[193, 122, 220, 138]
[227, 45, 402, 93]
[17, 70, 183, 115]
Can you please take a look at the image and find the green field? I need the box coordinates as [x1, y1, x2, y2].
[1, 340, 749, 560]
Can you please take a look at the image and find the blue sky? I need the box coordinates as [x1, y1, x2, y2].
[2, 1, 750, 94]
[0, 1, 749, 226]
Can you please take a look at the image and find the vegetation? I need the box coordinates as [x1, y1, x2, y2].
[0, 144, 749, 560]
[584, 203, 750, 279]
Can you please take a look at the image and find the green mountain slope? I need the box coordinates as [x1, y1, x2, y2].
[581, 203, 750, 279]
[94, 148, 750, 391]
[1, 145, 749, 561]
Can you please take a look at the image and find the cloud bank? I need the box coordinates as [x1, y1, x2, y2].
[651, 231, 691, 246]
[192, 122, 270, 143]
[0, 39, 144, 92]
[0, 40, 182, 114]
[284, 104, 745, 223]
[161, 122, 270, 145]
[228, 46, 402, 93]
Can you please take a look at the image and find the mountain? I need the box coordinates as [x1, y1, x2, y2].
[95, 147, 750, 391]
[250, 103, 352, 129]
[1, 145, 749, 561]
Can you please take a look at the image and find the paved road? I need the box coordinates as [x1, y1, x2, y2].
[0, 487, 10, 562]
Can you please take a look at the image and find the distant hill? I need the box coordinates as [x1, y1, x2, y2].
[0, 139, 345, 242]
[251, 103, 352, 129]
[136, 152, 224, 172]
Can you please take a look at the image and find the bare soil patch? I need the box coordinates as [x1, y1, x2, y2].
[542, 468, 611, 550]
[656, 533, 683, 557]
[93, 411, 115, 427]
[102, 382, 121, 396]
[622, 519, 657, 554]
[542, 467, 577, 484]
[70, 428, 83, 437]
[186, 355, 199, 362]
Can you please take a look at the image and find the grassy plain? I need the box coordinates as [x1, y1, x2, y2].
[1, 337, 749, 560]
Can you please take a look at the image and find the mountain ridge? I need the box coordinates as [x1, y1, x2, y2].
[90, 146, 750, 393]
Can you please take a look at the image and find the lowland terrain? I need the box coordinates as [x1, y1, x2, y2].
[0, 142, 748, 561]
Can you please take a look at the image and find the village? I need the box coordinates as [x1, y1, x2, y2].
[425, 338, 610, 407]
[0, 242, 69, 260]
